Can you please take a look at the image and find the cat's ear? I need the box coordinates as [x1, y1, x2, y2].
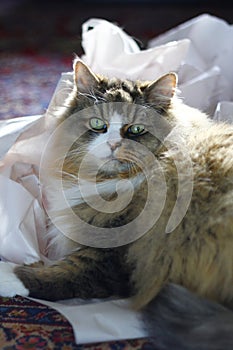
[73, 59, 100, 93]
[145, 73, 178, 108]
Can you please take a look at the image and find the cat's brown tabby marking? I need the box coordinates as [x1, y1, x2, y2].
[1, 60, 233, 349]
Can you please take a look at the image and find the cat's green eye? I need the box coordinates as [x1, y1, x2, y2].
[127, 124, 145, 135]
[89, 118, 107, 132]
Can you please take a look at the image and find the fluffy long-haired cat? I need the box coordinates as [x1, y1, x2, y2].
[1, 59, 233, 349]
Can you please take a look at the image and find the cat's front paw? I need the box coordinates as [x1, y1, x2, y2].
[0, 262, 29, 297]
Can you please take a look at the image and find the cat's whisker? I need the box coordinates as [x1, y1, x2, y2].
[77, 88, 107, 104]
[57, 170, 79, 182]
[77, 91, 99, 103]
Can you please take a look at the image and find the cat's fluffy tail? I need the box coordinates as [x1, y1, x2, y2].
[142, 283, 233, 350]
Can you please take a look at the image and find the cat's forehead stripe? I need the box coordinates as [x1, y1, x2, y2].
[106, 112, 123, 139]
[100, 104, 136, 124]
[110, 111, 123, 124]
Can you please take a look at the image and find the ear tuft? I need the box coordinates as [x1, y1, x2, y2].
[73, 59, 100, 93]
[145, 73, 178, 108]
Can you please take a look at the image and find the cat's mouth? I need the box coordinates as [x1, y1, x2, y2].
[97, 157, 141, 179]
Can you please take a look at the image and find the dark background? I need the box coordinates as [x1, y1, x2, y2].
[1, 0, 233, 57]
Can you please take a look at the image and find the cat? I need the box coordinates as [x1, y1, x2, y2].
[1, 59, 233, 349]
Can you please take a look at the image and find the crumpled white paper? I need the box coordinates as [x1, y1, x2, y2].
[1, 14, 233, 344]
[149, 13, 233, 115]
[81, 18, 190, 80]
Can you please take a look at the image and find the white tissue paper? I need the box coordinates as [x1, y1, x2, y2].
[149, 13, 233, 115]
[1, 14, 233, 344]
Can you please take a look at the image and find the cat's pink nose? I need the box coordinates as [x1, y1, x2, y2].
[107, 140, 122, 151]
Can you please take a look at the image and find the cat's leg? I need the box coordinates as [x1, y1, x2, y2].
[0, 247, 132, 301]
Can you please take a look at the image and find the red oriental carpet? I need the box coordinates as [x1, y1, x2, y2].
[0, 296, 77, 349]
[0, 296, 153, 350]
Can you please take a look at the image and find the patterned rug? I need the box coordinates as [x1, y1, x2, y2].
[0, 296, 77, 349]
[0, 53, 71, 120]
[0, 296, 152, 350]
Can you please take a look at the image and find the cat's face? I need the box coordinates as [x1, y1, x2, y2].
[61, 60, 177, 181]
[82, 102, 161, 178]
